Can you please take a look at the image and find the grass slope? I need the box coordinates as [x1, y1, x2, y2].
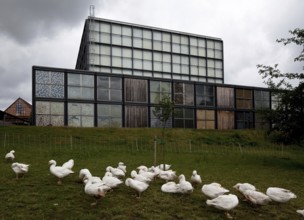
[0, 126, 304, 219]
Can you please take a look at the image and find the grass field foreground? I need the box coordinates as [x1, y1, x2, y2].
[0, 126, 304, 219]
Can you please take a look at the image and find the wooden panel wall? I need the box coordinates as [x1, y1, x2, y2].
[125, 106, 148, 127]
[217, 110, 234, 130]
[125, 78, 147, 103]
[196, 110, 215, 129]
[216, 87, 234, 108]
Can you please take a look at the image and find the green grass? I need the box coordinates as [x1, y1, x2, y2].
[0, 126, 304, 219]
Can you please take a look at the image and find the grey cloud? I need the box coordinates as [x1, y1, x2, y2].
[0, 0, 102, 44]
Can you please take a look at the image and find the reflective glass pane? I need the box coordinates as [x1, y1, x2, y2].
[122, 36, 132, 46]
[112, 25, 121, 35]
[122, 26, 131, 36]
[100, 33, 110, 44]
[143, 29, 152, 39]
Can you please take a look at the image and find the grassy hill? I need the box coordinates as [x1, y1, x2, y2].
[0, 126, 304, 219]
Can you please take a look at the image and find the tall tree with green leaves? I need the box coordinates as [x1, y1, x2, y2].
[257, 28, 304, 144]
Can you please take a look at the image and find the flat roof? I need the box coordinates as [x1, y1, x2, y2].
[88, 16, 223, 41]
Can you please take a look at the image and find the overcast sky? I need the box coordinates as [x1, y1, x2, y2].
[0, 0, 303, 110]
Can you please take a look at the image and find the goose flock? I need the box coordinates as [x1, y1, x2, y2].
[3, 149, 304, 218]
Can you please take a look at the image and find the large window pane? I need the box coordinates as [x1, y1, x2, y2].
[68, 74, 94, 100]
[97, 76, 122, 101]
[68, 103, 94, 127]
[174, 82, 194, 105]
[196, 85, 215, 107]
[174, 108, 194, 128]
[150, 81, 171, 104]
[97, 104, 122, 127]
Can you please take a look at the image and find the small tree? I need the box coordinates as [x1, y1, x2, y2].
[152, 94, 174, 167]
[257, 28, 304, 144]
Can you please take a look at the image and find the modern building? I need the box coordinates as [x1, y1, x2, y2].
[32, 16, 273, 129]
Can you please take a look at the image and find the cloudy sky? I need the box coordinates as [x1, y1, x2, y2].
[0, 0, 303, 110]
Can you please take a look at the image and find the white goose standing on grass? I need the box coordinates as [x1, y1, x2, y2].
[206, 194, 239, 219]
[106, 166, 125, 179]
[49, 159, 74, 184]
[62, 159, 74, 170]
[266, 187, 297, 203]
[79, 168, 102, 184]
[11, 162, 30, 179]
[243, 189, 271, 206]
[5, 150, 15, 161]
[131, 170, 151, 183]
[233, 183, 256, 196]
[84, 178, 111, 205]
[102, 172, 123, 189]
[190, 170, 202, 186]
[125, 178, 149, 198]
[202, 182, 229, 199]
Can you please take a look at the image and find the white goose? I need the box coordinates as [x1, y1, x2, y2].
[102, 172, 123, 189]
[158, 164, 171, 171]
[131, 170, 151, 183]
[79, 168, 102, 184]
[243, 189, 271, 206]
[158, 170, 177, 182]
[206, 194, 239, 219]
[297, 209, 304, 217]
[266, 187, 297, 203]
[148, 166, 162, 176]
[233, 183, 256, 195]
[202, 182, 229, 199]
[161, 181, 181, 193]
[11, 162, 29, 179]
[138, 168, 158, 181]
[125, 178, 149, 198]
[5, 150, 15, 161]
[106, 166, 125, 179]
[190, 170, 202, 185]
[62, 159, 74, 170]
[49, 159, 74, 184]
[84, 178, 111, 205]
[178, 174, 193, 194]
[137, 165, 148, 170]
[117, 162, 127, 173]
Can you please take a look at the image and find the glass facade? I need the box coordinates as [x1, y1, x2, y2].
[33, 68, 273, 129]
[76, 18, 224, 84]
[32, 17, 273, 130]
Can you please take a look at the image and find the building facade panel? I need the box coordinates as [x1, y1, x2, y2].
[32, 17, 274, 130]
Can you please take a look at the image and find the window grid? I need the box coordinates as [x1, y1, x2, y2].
[196, 85, 215, 107]
[97, 104, 122, 127]
[97, 76, 122, 102]
[174, 108, 194, 128]
[174, 82, 194, 105]
[150, 81, 172, 104]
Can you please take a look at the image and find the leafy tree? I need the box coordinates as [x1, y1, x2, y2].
[152, 94, 174, 166]
[257, 28, 304, 144]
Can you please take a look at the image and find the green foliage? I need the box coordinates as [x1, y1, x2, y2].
[257, 28, 304, 144]
[152, 94, 174, 132]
